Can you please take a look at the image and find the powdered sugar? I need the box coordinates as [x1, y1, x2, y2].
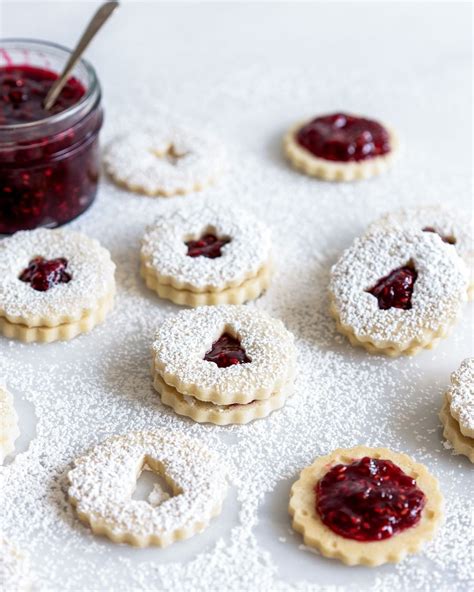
[0, 229, 115, 325]
[0, 536, 31, 592]
[0, 385, 19, 464]
[141, 204, 271, 291]
[330, 229, 468, 347]
[446, 357, 474, 437]
[103, 126, 227, 196]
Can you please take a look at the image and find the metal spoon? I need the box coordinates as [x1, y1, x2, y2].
[43, 1, 119, 111]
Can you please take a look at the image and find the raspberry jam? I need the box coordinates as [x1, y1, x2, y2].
[316, 457, 426, 541]
[422, 227, 456, 245]
[0, 40, 103, 234]
[186, 234, 231, 259]
[296, 113, 391, 162]
[367, 265, 417, 310]
[19, 257, 72, 292]
[204, 333, 251, 368]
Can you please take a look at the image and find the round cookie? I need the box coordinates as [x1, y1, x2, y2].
[283, 112, 398, 181]
[289, 446, 443, 566]
[329, 228, 468, 356]
[367, 205, 474, 298]
[446, 357, 474, 438]
[152, 305, 296, 405]
[0, 229, 115, 343]
[0, 385, 19, 464]
[439, 396, 474, 463]
[140, 204, 272, 306]
[104, 126, 227, 196]
[68, 431, 228, 547]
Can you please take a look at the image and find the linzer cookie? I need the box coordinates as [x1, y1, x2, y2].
[68, 431, 228, 547]
[367, 205, 474, 299]
[140, 204, 272, 306]
[439, 358, 474, 462]
[0, 229, 115, 343]
[289, 446, 443, 566]
[151, 305, 296, 425]
[329, 229, 468, 356]
[0, 385, 19, 464]
[103, 125, 227, 196]
[283, 112, 398, 181]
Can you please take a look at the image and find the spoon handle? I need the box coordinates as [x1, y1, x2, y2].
[43, 1, 119, 111]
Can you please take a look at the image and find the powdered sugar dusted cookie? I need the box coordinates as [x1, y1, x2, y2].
[439, 396, 474, 463]
[140, 204, 272, 305]
[0, 385, 19, 464]
[0, 536, 31, 591]
[289, 446, 443, 566]
[103, 126, 227, 196]
[68, 431, 228, 547]
[152, 305, 296, 406]
[367, 205, 474, 298]
[284, 112, 398, 181]
[443, 357, 474, 442]
[0, 229, 115, 342]
[329, 229, 468, 356]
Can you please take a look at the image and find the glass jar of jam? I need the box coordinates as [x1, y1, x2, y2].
[0, 39, 103, 234]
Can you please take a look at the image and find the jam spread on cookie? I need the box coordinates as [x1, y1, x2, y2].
[422, 227, 456, 245]
[316, 457, 426, 541]
[19, 257, 72, 292]
[296, 113, 391, 162]
[367, 265, 417, 310]
[0, 65, 85, 125]
[204, 333, 251, 368]
[186, 234, 231, 259]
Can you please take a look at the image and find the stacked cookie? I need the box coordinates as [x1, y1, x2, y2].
[0, 229, 116, 343]
[439, 358, 474, 463]
[140, 204, 273, 306]
[329, 205, 471, 356]
[151, 305, 296, 425]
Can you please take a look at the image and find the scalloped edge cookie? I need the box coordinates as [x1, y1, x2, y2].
[153, 372, 293, 425]
[289, 446, 443, 566]
[141, 263, 272, 307]
[0, 386, 19, 464]
[445, 357, 474, 438]
[439, 396, 474, 463]
[0, 290, 114, 343]
[68, 431, 228, 547]
[283, 120, 399, 182]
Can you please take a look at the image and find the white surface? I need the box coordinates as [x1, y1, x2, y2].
[0, 2, 473, 591]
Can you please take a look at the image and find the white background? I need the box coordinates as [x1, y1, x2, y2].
[0, 2, 473, 591]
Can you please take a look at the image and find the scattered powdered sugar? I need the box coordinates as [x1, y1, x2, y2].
[0, 535, 31, 592]
[0, 385, 19, 464]
[68, 431, 228, 541]
[152, 305, 296, 402]
[0, 48, 472, 592]
[141, 203, 271, 291]
[329, 229, 468, 346]
[446, 357, 474, 436]
[0, 229, 115, 324]
[103, 125, 227, 195]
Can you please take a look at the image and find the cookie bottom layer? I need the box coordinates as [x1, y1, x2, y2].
[329, 302, 451, 357]
[289, 446, 443, 566]
[0, 293, 114, 343]
[142, 264, 272, 306]
[439, 397, 474, 463]
[283, 124, 398, 182]
[153, 372, 291, 425]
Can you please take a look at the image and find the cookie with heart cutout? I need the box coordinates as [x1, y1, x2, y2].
[0, 229, 115, 343]
[289, 446, 443, 566]
[151, 305, 296, 409]
[0, 385, 19, 464]
[367, 205, 474, 299]
[103, 125, 227, 196]
[67, 431, 228, 547]
[141, 204, 272, 306]
[283, 112, 398, 181]
[329, 228, 468, 356]
[0, 536, 31, 592]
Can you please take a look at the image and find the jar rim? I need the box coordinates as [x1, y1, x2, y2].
[0, 38, 100, 132]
